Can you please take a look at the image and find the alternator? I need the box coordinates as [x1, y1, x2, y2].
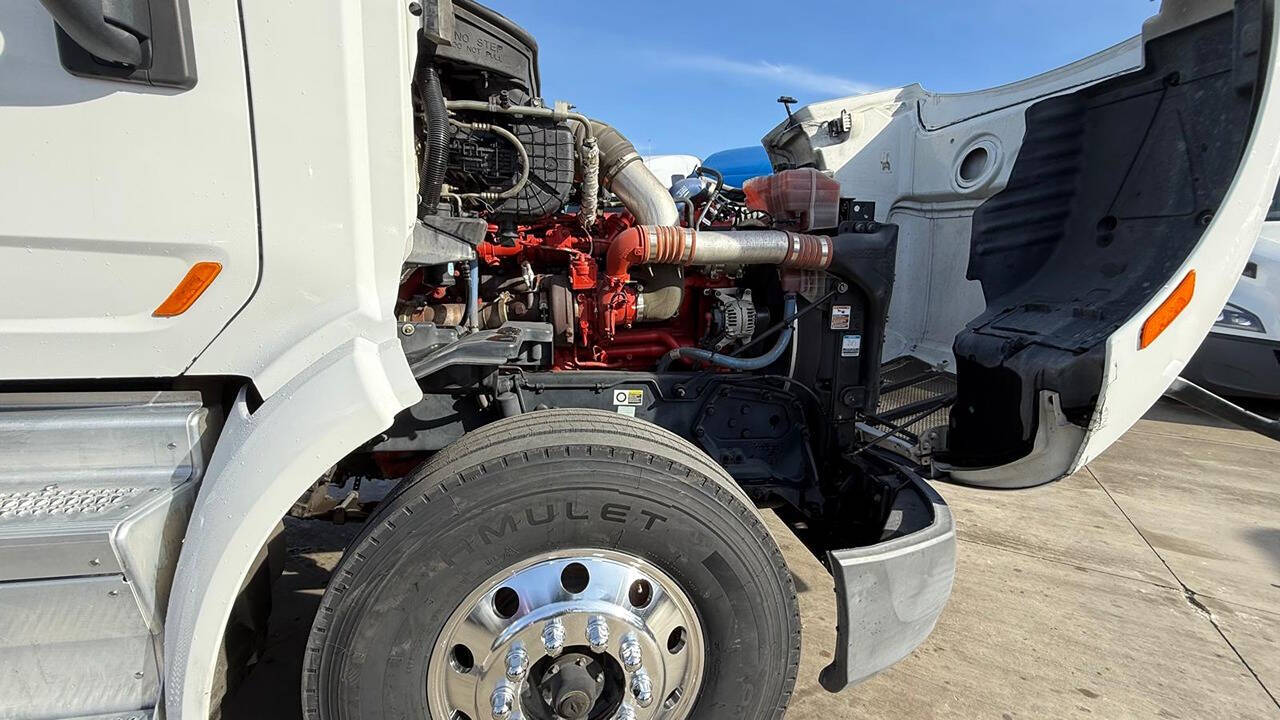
[704, 289, 757, 351]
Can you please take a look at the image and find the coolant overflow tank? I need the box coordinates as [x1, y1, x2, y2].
[743, 168, 841, 231]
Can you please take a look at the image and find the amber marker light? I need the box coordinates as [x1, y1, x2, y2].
[1140, 270, 1195, 349]
[153, 261, 222, 317]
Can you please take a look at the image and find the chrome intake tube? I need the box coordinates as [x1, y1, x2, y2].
[611, 161, 681, 227]
[605, 226, 832, 282]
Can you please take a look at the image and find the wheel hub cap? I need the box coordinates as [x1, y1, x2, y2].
[429, 550, 705, 720]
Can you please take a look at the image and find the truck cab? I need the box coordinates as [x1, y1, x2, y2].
[0, 1, 1277, 719]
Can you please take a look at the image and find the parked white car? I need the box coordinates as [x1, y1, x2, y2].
[1185, 208, 1280, 398]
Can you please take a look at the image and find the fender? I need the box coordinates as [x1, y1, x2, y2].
[163, 337, 420, 719]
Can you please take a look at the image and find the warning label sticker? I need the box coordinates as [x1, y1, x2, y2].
[613, 389, 645, 406]
[841, 334, 862, 357]
[830, 305, 852, 330]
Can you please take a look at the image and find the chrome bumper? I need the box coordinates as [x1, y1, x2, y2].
[820, 477, 956, 691]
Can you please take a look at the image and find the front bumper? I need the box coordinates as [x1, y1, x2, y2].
[821, 476, 956, 691]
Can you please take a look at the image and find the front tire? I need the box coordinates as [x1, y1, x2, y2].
[303, 409, 800, 720]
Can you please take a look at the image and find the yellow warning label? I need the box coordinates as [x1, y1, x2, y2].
[613, 389, 645, 406]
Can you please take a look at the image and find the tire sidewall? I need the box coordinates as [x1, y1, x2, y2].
[305, 442, 797, 720]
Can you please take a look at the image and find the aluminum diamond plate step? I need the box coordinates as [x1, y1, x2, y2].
[0, 391, 214, 720]
[0, 391, 208, 581]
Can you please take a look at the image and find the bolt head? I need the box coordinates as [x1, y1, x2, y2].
[620, 634, 643, 671]
[630, 670, 653, 707]
[505, 646, 528, 680]
[586, 615, 610, 652]
[490, 686, 514, 719]
[543, 620, 566, 656]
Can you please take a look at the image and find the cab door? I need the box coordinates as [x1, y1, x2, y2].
[0, 0, 258, 380]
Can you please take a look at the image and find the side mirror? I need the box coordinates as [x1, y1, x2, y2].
[37, 0, 196, 89]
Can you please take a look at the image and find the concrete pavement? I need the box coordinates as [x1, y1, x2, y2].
[224, 400, 1280, 719]
[785, 400, 1280, 719]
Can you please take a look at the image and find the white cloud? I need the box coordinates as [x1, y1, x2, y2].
[656, 53, 876, 96]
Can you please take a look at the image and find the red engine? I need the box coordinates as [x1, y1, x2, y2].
[401, 212, 751, 370]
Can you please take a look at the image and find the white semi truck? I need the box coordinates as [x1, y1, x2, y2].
[1, 1, 1277, 719]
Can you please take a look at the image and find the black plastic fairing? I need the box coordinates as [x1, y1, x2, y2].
[790, 223, 898, 450]
[944, 1, 1266, 468]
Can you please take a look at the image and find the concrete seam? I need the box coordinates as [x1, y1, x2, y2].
[957, 537, 1181, 592]
[1086, 465, 1280, 711]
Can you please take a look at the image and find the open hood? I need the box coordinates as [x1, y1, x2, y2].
[763, 0, 1280, 487]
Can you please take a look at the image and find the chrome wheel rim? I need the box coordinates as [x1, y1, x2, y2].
[428, 549, 705, 720]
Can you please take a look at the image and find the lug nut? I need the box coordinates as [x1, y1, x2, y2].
[543, 619, 566, 656]
[586, 615, 610, 652]
[505, 645, 528, 680]
[619, 633, 643, 671]
[615, 704, 637, 720]
[630, 669, 653, 707]
[491, 685, 515, 719]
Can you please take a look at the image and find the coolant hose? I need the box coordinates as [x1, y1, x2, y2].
[419, 65, 448, 215]
[658, 294, 797, 371]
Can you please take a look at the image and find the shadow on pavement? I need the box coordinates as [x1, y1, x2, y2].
[220, 518, 363, 720]
[1149, 395, 1280, 429]
[1243, 526, 1280, 577]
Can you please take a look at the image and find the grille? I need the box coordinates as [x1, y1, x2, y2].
[874, 356, 957, 439]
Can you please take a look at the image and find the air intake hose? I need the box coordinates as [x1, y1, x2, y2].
[575, 119, 679, 227]
[419, 65, 448, 215]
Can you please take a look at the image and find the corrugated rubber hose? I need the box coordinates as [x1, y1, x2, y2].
[419, 65, 448, 215]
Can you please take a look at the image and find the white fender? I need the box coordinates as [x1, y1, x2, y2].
[163, 337, 420, 719]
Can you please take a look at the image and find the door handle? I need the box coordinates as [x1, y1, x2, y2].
[38, 0, 148, 68]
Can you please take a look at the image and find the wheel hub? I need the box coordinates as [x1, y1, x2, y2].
[542, 653, 603, 718]
[428, 550, 705, 720]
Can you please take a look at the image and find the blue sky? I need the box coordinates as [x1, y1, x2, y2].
[482, 0, 1160, 158]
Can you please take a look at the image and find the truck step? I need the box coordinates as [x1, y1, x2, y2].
[0, 391, 207, 581]
[0, 391, 213, 720]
